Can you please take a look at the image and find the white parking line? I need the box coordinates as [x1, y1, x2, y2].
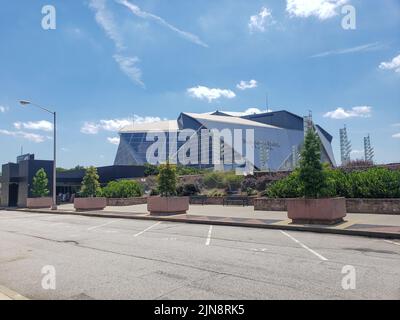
[134, 222, 161, 237]
[87, 220, 119, 231]
[384, 240, 400, 247]
[280, 231, 328, 261]
[205, 226, 213, 246]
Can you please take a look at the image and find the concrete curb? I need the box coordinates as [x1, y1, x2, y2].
[2, 207, 400, 240]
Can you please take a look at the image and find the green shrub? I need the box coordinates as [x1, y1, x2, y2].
[207, 189, 226, 197]
[176, 183, 200, 196]
[224, 172, 244, 191]
[266, 170, 303, 198]
[102, 180, 143, 198]
[267, 167, 400, 199]
[158, 162, 177, 197]
[203, 172, 226, 189]
[144, 163, 159, 177]
[80, 166, 102, 198]
[31, 168, 50, 198]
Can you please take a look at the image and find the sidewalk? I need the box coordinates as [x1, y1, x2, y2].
[2, 204, 400, 239]
[0, 285, 28, 300]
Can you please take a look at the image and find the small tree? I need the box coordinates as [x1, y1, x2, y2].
[80, 166, 101, 198]
[299, 129, 327, 198]
[31, 168, 50, 198]
[157, 162, 177, 197]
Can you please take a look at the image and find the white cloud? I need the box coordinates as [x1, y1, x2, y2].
[393, 133, 400, 139]
[187, 86, 236, 103]
[81, 115, 164, 135]
[286, 0, 348, 20]
[392, 123, 400, 127]
[113, 54, 144, 87]
[81, 122, 100, 135]
[248, 7, 274, 33]
[0, 105, 9, 113]
[89, 0, 125, 50]
[311, 42, 384, 58]
[379, 54, 400, 73]
[236, 80, 258, 90]
[107, 137, 120, 145]
[243, 108, 272, 115]
[117, 0, 208, 48]
[14, 120, 53, 132]
[0, 129, 47, 143]
[324, 106, 372, 119]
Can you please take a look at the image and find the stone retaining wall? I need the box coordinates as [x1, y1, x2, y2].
[106, 197, 147, 206]
[254, 198, 400, 214]
[190, 197, 257, 206]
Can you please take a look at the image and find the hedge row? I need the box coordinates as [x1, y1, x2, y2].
[267, 168, 400, 199]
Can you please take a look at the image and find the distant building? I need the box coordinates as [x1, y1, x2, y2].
[0, 155, 144, 207]
[114, 110, 336, 172]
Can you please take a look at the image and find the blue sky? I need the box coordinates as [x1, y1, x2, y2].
[0, 0, 399, 168]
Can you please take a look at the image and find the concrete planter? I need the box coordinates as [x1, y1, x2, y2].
[74, 197, 107, 211]
[147, 196, 189, 215]
[287, 197, 346, 225]
[27, 197, 52, 209]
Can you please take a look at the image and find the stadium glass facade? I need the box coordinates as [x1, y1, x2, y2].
[114, 110, 336, 172]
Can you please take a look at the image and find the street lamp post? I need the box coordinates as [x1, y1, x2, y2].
[19, 100, 57, 210]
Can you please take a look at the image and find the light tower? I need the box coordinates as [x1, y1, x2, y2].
[364, 134, 374, 163]
[339, 125, 352, 165]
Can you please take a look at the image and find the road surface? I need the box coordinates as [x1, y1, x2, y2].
[0, 210, 399, 300]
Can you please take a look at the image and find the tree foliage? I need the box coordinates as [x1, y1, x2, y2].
[31, 168, 50, 198]
[298, 129, 328, 198]
[157, 162, 177, 197]
[80, 166, 101, 198]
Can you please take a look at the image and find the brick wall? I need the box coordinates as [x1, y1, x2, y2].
[106, 197, 147, 206]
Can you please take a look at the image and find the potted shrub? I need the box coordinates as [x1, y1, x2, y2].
[286, 129, 346, 225]
[27, 168, 52, 209]
[147, 162, 189, 215]
[74, 166, 107, 211]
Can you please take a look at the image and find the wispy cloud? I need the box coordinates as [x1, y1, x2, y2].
[379, 54, 400, 73]
[311, 42, 384, 58]
[393, 133, 400, 139]
[286, 0, 349, 20]
[0, 129, 48, 143]
[187, 86, 236, 103]
[14, 120, 53, 132]
[81, 116, 164, 135]
[248, 7, 275, 33]
[89, 0, 125, 50]
[89, 0, 144, 86]
[324, 106, 372, 119]
[117, 0, 208, 48]
[236, 80, 258, 90]
[113, 54, 144, 87]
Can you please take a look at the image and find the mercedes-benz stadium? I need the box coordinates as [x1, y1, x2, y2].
[114, 110, 336, 172]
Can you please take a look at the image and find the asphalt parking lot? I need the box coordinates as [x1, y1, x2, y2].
[0, 210, 399, 300]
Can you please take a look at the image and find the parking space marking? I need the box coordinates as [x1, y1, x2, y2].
[87, 220, 119, 231]
[280, 231, 328, 261]
[384, 240, 400, 247]
[206, 226, 213, 246]
[134, 221, 161, 237]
